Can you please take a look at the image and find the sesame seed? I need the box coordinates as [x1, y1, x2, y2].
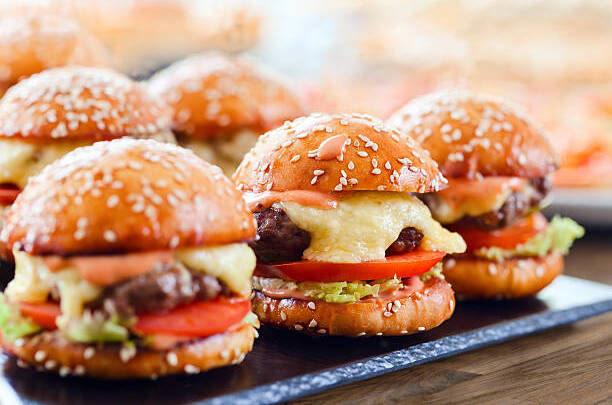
[221, 350, 230, 359]
[103, 230, 117, 243]
[384, 161, 392, 170]
[119, 345, 136, 363]
[383, 311, 393, 317]
[44, 360, 57, 370]
[357, 332, 367, 337]
[185, 365, 200, 374]
[317, 329, 327, 334]
[14, 338, 24, 347]
[106, 195, 119, 208]
[371, 168, 381, 175]
[308, 319, 318, 328]
[307, 301, 316, 310]
[294, 324, 304, 331]
[280, 311, 287, 321]
[357, 151, 368, 158]
[83, 347, 95, 359]
[59, 366, 71, 377]
[348, 161, 355, 170]
[349, 178, 358, 185]
[488, 263, 497, 275]
[376, 332, 383, 336]
[74, 365, 86, 375]
[400, 330, 408, 334]
[166, 352, 178, 366]
[34, 350, 46, 362]
[313, 169, 325, 176]
[417, 326, 426, 331]
[311, 176, 318, 185]
[290, 155, 301, 163]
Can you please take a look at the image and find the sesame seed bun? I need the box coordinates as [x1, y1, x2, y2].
[0, 13, 111, 96]
[0, 323, 256, 379]
[1, 138, 256, 256]
[387, 91, 559, 179]
[233, 113, 447, 193]
[148, 53, 304, 139]
[0, 66, 171, 141]
[442, 252, 563, 299]
[252, 277, 454, 336]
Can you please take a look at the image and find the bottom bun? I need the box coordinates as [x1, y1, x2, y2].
[252, 277, 455, 337]
[443, 252, 563, 299]
[1, 323, 256, 379]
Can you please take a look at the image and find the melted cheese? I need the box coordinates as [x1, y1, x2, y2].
[176, 243, 256, 296]
[180, 130, 258, 175]
[279, 191, 466, 263]
[0, 139, 92, 188]
[6, 243, 255, 319]
[431, 177, 528, 224]
[7, 251, 102, 318]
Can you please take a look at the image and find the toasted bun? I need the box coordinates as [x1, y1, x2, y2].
[442, 252, 563, 299]
[1, 323, 255, 379]
[234, 113, 447, 193]
[0, 13, 111, 96]
[0, 66, 171, 141]
[252, 277, 454, 336]
[148, 53, 304, 138]
[387, 91, 559, 179]
[2, 138, 256, 256]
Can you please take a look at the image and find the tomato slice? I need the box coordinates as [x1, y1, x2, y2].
[19, 301, 61, 330]
[254, 250, 446, 282]
[135, 298, 251, 337]
[450, 212, 548, 251]
[0, 186, 20, 205]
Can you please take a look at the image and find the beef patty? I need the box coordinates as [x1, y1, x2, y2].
[421, 176, 551, 230]
[250, 207, 424, 264]
[90, 263, 228, 316]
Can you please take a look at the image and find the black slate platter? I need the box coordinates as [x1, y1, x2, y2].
[1, 275, 611, 405]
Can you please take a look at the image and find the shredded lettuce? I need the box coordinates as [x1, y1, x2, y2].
[252, 276, 406, 303]
[58, 310, 130, 343]
[474, 216, 585, 261]
[0, 293, 42, 342]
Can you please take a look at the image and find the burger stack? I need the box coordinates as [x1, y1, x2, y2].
[0, 10, 583, 379]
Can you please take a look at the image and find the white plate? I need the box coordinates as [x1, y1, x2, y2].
[544, 188, 612, 227]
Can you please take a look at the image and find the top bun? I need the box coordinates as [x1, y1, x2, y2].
[387, 91, 559, 179]
[148, 53, 304, 138]
[233, 113, 446, 193]
[0, 66, 171, 141]
[2, 138, 255, 256]
[0, 13, 111, 95]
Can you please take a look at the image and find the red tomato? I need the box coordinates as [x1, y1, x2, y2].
[0, 186, 20, 205]
[450, 212, 548, 251]
[135, 298, 251, 337]
[19, 301, 61, 330]
[253, 250, 446, 282]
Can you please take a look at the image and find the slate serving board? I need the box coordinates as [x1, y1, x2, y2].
[1, 275, 611, 405]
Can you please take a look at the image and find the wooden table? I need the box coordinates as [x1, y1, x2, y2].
[293, 230, 612, 404]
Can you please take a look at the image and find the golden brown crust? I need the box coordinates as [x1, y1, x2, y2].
[252, 277, 455, 336]
[0, 66, 171, 141]
[233, 113, 447, 193]
[148, 53, 304, 139]
[1, 324, 256, 379]
[1, 138, 256, 255]
[0, 13, 111, 97]
[387, 91, 559, 179]
[442, 252, 563, 299]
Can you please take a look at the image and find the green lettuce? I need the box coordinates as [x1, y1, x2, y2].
[253, 276, 406, 303]
[474, 216, 585, 261]
[59, 311, 130, 343]
[0, 294, 42, 342]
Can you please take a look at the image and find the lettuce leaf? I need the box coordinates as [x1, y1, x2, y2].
[0, 293, 41, 342]
[58, 311, 130, 343]
[252, 276, 405, 303]
[474, 216, 585, 261]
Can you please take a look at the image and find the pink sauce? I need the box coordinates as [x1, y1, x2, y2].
[244, 190, 339, 212]
[316, 135, 348, 160]
[42, 250, 175, 286]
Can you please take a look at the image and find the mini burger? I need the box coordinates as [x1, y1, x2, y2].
[148, 52, 305, 175]
[0, 13, 111, 96]
[234, 113, 466, 336]
[388, 91, 584, 299]
[0, 138, 258, 378]
[0, 66, 173, 263]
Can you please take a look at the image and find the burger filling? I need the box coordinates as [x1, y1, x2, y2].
[0, 243, 256, 346]
[250, 191, 465, 303]
[421, 176, 583, 260]
[176, 130, 259, 175]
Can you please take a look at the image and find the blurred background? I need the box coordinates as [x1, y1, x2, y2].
[2, 0, 611, 226]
